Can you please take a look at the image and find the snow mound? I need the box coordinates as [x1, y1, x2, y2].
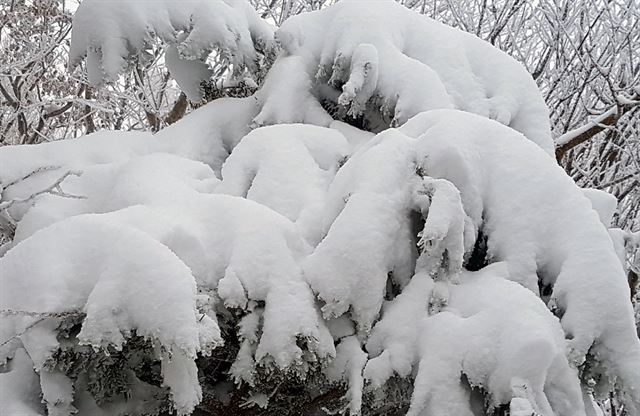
[0, 96, 257, 225]
[109, 197, 336, 376]
[69, 0, 274, 101]
[406, 265, 584, 416]
[364, 264, 584, 416]
[303, 130, 419, 333]
[301, 108, 639, 411]
[10, 153, 218, 244]
[271, 0, 553, 153]
[1, 192, 336, 412]
[401, 109, 640, 406]
[217, 124, 349, 244]
[303, 126, 469, 333]
[0, 214, 220, 415]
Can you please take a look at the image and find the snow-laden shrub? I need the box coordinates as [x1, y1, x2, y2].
[1, 0, 639, 415]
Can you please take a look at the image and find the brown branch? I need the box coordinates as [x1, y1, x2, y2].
[83, 85, 96, 133]
[555, 92, 639, 161]
[44, 99, 74, 119]
[165, 92, 188, 125]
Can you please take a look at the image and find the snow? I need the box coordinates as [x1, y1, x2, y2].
[252, 55, 333, 128]
[274, 0, 554, 154]
[70, 0, 553, 154]
[302, 129, 419, 332]
[400, 109, 640, 403]
[217, 124, 349, 244]
[69, 0, 274, 100]
[401, 110, 640, 370]
[1, 106, 638, 415]
[365, 264, 584, 416]
[9, 153, 220, 244]
[0, 348, 44, 416]
[165, 43, 213, 102]
[412, 265, 583, 416]
[1, 192, 336, 412]
[0, 214, 220, 414]
[2, 0, 639, 413]
[325, 335, 367, 415]
[107, 197, 335, 374]
[303, 108, 639, 410]
[0, 96, 257, 215]
[582, 188, 618, 227]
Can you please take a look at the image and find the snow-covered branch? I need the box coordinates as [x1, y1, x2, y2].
[555, 89, 640, 160]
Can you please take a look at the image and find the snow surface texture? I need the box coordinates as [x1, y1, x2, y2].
[70, 0, 274, 101]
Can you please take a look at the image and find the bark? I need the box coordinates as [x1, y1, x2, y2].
[555, 93, 639, 162]
[165, 92, 189, 125]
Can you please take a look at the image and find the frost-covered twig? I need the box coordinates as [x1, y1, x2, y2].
[0, 309, 81, 318]
[0, 309, 81, 348]
[1, 165, 60, 189]
[0, 169, 85, 212]
[555, 89, 640, 160]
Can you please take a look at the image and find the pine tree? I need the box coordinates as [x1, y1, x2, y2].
[1, 1, 639, 415]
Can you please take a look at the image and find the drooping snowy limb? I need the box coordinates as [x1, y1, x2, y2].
[1, 192, 335, 411]
[0, 96, 258, 200]
[229, 307, 262, 385]
[404, 265, 584, 416]
[400, 109, 640, 408]
[365, 264, 584, 415]
[19, 320, 78, 416]
[302, 126, 472, 332]
[324, 335, 368, 416]
[251, 56, 333, 128]
[99, 198, 335, 376]
[364, 272, 434, 389]
[336, 44, 379, 117]
[69, 0, 274, 101]
[0, 216, 221, 415]
[326, 40, 452, 127]
[0, 128, 336, 381]
[412, 176, 469, 314]
[302, 130, 419, 333]
[274, 0, 554, 153]
[405, 311, 475, 416]
[9, 154, 221, 245]
[217, 124, 349, 244]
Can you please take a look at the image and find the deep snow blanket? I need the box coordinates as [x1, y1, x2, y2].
[1, 107, 638, 415]
[0, 0, 637, 414]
